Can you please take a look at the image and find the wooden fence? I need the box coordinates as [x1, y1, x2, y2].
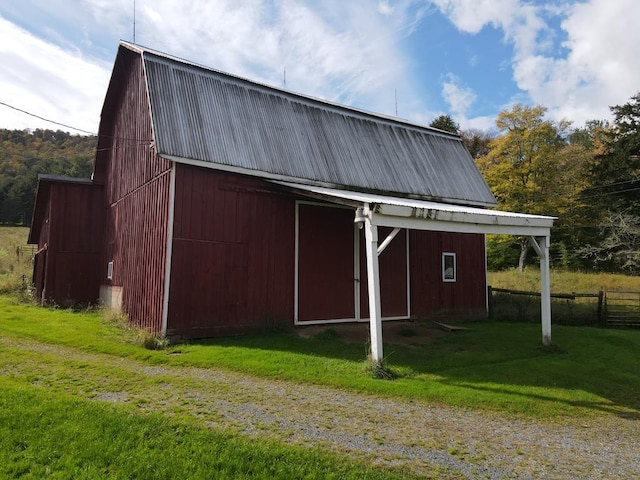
[604, 290, 640, 327]
[16, 245, 36, 260]
[488, 287, 604, 325]
[489, 287, 640, 328]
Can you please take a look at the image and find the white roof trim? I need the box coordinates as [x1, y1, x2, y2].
[275, 181, 555, 237]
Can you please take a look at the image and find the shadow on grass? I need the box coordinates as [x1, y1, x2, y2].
[193, 321, 640, 419]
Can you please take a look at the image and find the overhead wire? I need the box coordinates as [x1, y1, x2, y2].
[0, 101, 153, 145]
[0, 101, 97, 135]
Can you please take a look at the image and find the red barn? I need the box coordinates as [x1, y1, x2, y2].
[29, 42, 554, 357]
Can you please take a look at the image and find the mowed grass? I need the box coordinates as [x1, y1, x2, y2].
[1, 296, 639, 420]
[0, 377, 417, 480]
[488, 268, 640, 293]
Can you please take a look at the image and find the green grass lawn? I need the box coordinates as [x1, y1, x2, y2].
[1, 296, 639, 479]
[0, 377, 417, 480]
[1, 296, 638, 420]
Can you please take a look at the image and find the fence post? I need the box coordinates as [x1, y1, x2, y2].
[597, 290, 604, 324]
[487, 285, 493, 319]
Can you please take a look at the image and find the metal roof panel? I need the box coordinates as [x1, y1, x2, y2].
[132, 43, 497, 206]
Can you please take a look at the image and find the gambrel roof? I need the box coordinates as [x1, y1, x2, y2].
[107, 41, 497, 207]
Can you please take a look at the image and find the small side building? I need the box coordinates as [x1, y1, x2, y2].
[28, 175, 104, 306]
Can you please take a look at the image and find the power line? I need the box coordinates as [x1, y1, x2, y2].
[0, 101, 97, 135]
[581, 178, 639, 192]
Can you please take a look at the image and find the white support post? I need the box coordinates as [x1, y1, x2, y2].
[532, 235, 552, 346]
[364, 210, 384, 362]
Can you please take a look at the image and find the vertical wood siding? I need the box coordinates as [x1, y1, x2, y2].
[101, 49, 171, 333]
[167, 165, 294, 337]
[360, 227, 409, 318]
[38, 183, 104, 305]
[297, 203, 355, 321]
[409, 231, 486, 316]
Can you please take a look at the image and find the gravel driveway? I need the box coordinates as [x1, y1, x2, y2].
[1, 337, 638, 479]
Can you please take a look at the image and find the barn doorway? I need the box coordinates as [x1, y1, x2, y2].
[295, 201, 410, 324]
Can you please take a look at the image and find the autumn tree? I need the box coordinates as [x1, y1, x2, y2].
[0, 129, 96, 225]
[476, 104, 568, 271]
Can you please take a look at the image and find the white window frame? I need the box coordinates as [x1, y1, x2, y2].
[442, 252, 456, 282]
[106, 261, 114, 280]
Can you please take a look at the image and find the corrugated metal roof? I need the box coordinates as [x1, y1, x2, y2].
[121, 42, 497, 207]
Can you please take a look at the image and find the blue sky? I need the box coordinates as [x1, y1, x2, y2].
[0, 0, 638, 135]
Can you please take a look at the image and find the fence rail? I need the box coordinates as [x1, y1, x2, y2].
[490, 286, 640, 328]
[16, 244, 36, 259]
[489, 286, 603, 325]
[604, 290, 640, 327]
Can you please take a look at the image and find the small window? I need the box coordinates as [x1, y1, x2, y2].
[442, 252, 456, 282]
[106, 261, 114, 280]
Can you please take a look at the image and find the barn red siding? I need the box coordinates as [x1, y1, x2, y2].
[166, 165, 295, 337]
[360, 227, 409, 319]
[100, 49, 171, 333]
[409, 231, 487, 316]
[34, 183, 104, 305]
[298, 203, 355, 321]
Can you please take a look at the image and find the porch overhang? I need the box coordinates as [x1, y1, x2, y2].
[275, 181, 556, 362]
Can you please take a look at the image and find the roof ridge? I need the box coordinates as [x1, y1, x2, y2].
[119, 40, 460, 139]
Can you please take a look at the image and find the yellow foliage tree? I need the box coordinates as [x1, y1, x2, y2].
[476, 104, 569, 271]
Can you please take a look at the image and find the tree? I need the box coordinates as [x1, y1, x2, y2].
[587, 92, 640, 214]
[0, 129, 96, 225]
[580, 211, 640, 274]
[429, 114, 459, 134]
[460, 128, 495, 159]
[476, 104, 568, 271]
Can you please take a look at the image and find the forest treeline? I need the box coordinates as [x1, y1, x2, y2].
[0, 129, 96, 225]
[1, 92, 639, 273]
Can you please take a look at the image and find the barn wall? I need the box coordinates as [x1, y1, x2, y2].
[409, 231, 487, 317]
[359, 227, 409, 319]
[100, 49, 172, 333]
[297, 203, 355, 322]
[36, 183, 104, 305]
[167, 164, 295, 337]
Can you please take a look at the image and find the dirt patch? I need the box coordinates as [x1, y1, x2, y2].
[295, 320, 449, 345]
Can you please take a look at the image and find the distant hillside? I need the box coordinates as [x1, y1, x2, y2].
[0, 129, 96, 225]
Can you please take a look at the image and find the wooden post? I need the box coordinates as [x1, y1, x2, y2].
[538, 236, 552, 346]
[487, 285, 493, 318]
[597, 289, 604, 324]
[363, 210, 383, 363]
[530, 236, 551, 345]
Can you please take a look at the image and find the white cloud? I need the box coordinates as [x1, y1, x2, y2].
[378, 0, 395, 16]
[80, 0, 417, 118]
[441, 73, 476, 117]
[0, 15, 110, 133]
[430, 0, 640, 125]
[537, 0, 640, 123]
[0, 0, 431, 132]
